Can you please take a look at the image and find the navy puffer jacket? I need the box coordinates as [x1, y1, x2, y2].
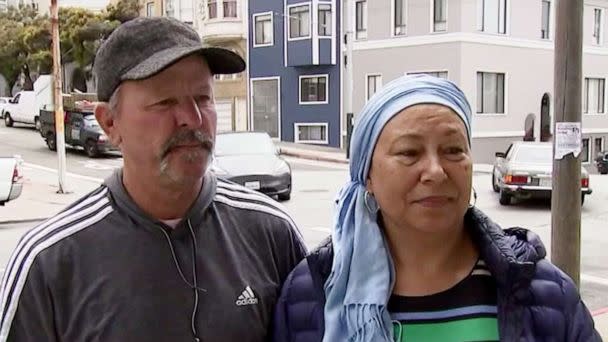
[272, 208, 602, 342]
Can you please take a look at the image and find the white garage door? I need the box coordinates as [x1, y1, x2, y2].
[215, 100, 233, 133]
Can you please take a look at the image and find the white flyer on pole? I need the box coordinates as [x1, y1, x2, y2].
[554, 122, 582, 159]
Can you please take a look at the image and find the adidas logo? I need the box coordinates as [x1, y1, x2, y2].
[236, 286, 259, 306]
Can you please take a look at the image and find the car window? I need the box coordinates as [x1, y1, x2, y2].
[512, 145, 552, 164]
[215, 134, 276, 156]
[505, 144, 514, 159]
[83, 115, 100, 128]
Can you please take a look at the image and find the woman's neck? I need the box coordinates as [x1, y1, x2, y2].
[384, 218, 479, 296]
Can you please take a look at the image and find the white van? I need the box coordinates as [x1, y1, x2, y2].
[3, 75, 52, 130]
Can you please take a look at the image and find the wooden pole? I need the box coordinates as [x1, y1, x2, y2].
[551, 0, 584, 286]
[51, 0, 68, 193]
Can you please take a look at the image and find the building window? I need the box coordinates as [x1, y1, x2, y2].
[584, 77, 605, 114]
[253, 13, 273, 47]
[356, 0, 367, 39]
[295, 123, 328, 144]
[300, 75, 328, 104]
[289, 5, 310, 39]
[476, 72, 505, 114]
[223, 0, 237, 18]
[477, 0, 507, 34]
[593, 8, 603, 45]
[394, 0, 407, 35]
[433, 0, 447, 32]
[366, 74, 382, 101]
[146, 2, 155, 17]
[318, 3, 332, 37]
[582, 138, 590, 163]
[595, 137, 605, 158]
[208, 0, 217, 19]
[541, 0, 550, 39]
[408, 71, 448, 79]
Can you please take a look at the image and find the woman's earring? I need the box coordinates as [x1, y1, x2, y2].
[469, 187, 478, 208]
[364, 191, 379, 214]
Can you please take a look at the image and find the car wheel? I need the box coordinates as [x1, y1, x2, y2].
[34, 117, 40, 131]
[601, 169, 608, 175]
[492, 171, 499, 193]
[499, 189, 511, 205]
[85, 140, 99, 158]
[4, 113, 13, 127]
[46, 132, 57, 151]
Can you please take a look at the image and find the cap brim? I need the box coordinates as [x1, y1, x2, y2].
[122, 45, 246, 81]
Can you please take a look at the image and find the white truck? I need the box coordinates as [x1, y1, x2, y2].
[0, 156, 23, 206]
[3, 75, 53, 130]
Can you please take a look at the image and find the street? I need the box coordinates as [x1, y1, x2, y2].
[1, 124, 608, 313]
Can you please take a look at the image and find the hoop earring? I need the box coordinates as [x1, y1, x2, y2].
[364, 191, 379, 214]
[469, 187, 478, 208]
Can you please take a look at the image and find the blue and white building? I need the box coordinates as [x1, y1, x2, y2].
[248, 0, 342, 147]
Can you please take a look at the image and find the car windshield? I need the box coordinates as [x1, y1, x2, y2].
[215, 133, 276, 156]
[512, 145, 553, 164]
[83, 115, 100, 128]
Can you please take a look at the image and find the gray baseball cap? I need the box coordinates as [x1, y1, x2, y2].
[94, 16, 246, 102]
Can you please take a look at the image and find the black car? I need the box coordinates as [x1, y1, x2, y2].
[211, 132, 292, 201]
[39, 109, 118, 158]
[596, 151, 608, 175]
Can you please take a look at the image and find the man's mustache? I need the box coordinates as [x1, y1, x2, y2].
[160, 129, 214, 159]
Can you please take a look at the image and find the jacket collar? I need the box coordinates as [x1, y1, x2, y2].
[104, 168, 216, 239]
[465, 207, 542, 291]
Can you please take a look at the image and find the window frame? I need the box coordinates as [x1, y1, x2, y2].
[146, 2, 155, 17]
[583, 77, 606, 114]
[253, 12, 274, 47]
[223, 0, 238, 18]
[287, 3, 312, 41]
[582, 138, 591, 163]
[541, 0, 551, 39]
[477, 0, 508, 35]
[431, 0, 447, 33]
[593, 8, 604, 46]
[392, 0, 408, 36]
[318, 3, 332, 37]
[365, 74, 383, 102]
[294, 122, 329, 144]
[299, 74, 329, 105]
[476, 71, 507, 115]
[208, 0, 218, 19]
[355, 0, 368, 40]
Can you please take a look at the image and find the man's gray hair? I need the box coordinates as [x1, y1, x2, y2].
[108, 85, 122, 115]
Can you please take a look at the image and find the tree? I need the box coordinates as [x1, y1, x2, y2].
[105, 0, 141, 24]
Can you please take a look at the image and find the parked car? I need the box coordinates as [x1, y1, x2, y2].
[492, 141, 592, 205]
[0, 97, 11, 119]
[595, 151, 608, 175]
[39, 109, 117, 158]
[211, 131, 292, 201]
[0, 155, 24, 206]
[3, 76, 52, 130]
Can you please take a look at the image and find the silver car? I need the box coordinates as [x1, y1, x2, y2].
[492, 142, 592, 205]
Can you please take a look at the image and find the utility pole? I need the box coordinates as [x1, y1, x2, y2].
[51, 0, 69, 193]
[551, 0, 584, 287]
[344, 0, 354, 158]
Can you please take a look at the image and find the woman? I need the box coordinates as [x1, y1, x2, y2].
[272, 75, 600, 341]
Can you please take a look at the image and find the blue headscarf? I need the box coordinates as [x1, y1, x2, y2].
[323, 75, 473, 342]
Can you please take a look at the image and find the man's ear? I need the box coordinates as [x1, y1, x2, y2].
[95, 103, 121, 147]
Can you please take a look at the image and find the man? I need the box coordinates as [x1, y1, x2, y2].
[0, 17, 307, 342]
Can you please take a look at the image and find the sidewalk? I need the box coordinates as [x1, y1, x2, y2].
[0, 164, 102, 224]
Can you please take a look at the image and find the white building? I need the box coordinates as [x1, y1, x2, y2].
[344, 0, 608, 165]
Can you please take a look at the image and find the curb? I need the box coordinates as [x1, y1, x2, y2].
[280, 151, 349, 164]
[0, 217, 49, 226]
